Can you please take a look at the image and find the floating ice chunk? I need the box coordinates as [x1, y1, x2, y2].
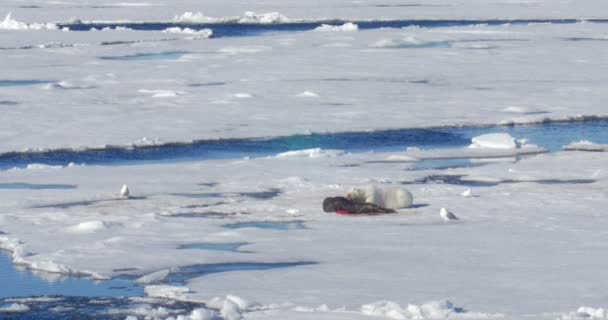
[563, 140, 608, 152]
[469, 133, 519, 149]
[26, 260, 71, 274]
[275, 148, 344, 158]
[163, 27, 213, 39]
[440, 208, 459, 221]
[135, 269, 170, 285]
[296, 91, 319, 98]
[238, 11, 289, 24]
[0, 13, 58, 30]
[314, 22, 358, 32]
[67, 220, 109, 234]
[100, 26, 132, 31]
[0, 303, 30, 313]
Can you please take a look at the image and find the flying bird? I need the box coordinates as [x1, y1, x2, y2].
[440, 207, 459, 221]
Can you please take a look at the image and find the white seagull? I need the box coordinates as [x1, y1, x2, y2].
[440, 207, 459, 221]
[120, 184, 130, 198]
[461, 188, 473, 198]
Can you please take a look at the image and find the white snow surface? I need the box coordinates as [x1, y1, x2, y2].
[0, 148, 607, 319]
[0, 21, 607, 153]
[0, 2, 607, 319]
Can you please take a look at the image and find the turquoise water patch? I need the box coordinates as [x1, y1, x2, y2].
[0, 80, 51, 87]
[0, 251, 142, 299]
[0, 183, 76, 190]
[0, 120, 606, 170]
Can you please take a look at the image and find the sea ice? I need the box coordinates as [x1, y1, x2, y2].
[563, 140, 608, 152]
[469, 133, 519, 149]
[314, 22, 359, 32]
[0, 303, 30, 313]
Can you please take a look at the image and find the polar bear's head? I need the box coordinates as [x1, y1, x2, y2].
[346, 187, 367, 203]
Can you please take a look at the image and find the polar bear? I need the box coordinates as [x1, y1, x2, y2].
[347, 185, 413, 209]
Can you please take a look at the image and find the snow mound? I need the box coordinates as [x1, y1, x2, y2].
[469, 133, 519, 149]
[0, 13, 58, 30]
[43, 81, 95, 90]
[238, 11, 290, 24]
[563, 140, 608, 152]
[501, 106, 547, 114]
[296, 90, 319, 98]
[233, 93, 254, 99]
[385, 154, 418, 162]
[163, 27, 213, 39]
[177, 308, 217, 320]
[361, 300, 501, 319]
[207, 295, 258, 320]
[173, 11, 289, 24]
[67, 220, 109, 234]
[576, 307, 606, 318]
[561, 306, 607, 319]
[315, 22, 358, 32]
[138, 89, 186, 98]
[0, 303, 30, 313]
[275, 148, 345, 158]
[173, 12, 216, 23]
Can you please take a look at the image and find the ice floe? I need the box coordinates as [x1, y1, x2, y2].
[0, 13, 58, 30]
[0, 303, 30, 313]
[563, 140, 608, 152]
[173, 11, 290, 24]
[314, 22, 358, 32]
[275, 148, 345, 158]
[163, 27, 213, 39]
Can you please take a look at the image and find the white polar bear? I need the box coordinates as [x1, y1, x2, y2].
[347, 185, 413, 209]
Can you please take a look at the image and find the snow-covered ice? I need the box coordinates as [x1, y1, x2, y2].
[1, 1, 608, 319]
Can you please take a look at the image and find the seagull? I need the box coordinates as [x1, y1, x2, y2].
[119, 184, 130, 198]
[461, 188, 473, 198]
[440, 207, 459, 221]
